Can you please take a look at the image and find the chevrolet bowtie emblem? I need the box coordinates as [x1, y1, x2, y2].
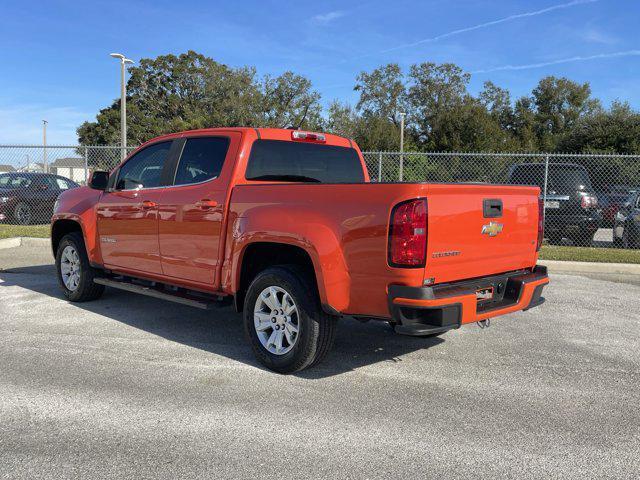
[481, 221, 503, 237]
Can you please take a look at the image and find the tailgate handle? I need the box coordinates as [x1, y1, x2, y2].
[483, 199, 503, 218]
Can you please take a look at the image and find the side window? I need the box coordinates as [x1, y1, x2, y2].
[39, 177, 57, 189]
[174, 137, 229, 186]
[635, 195, 640, 209]
[55, 178, 72, 190]
[115, 142, 171, 190]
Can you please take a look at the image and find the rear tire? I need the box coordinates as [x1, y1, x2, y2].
[546, 232, 563, 245]
[243, 266, 337, 374]
[623, 226, 640, 249]
[574, 231, 594, 247]
[55, 232, 105, 302]
[13, 202, 32, 225]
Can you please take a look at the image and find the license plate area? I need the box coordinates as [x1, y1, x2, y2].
[544, 200, 560, 209]
[475, 287, 494, 300]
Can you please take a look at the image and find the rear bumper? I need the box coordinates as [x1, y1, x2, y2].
[388, 266, 549, 336]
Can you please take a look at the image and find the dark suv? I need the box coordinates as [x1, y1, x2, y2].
[508, 163, 601, 246]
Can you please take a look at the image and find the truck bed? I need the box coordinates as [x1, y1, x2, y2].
[225, 182, 540, 317]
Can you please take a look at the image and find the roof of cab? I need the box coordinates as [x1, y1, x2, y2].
[137, 127, 354, 150]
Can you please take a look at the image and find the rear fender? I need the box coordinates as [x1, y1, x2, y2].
[226, 208, 350, 312]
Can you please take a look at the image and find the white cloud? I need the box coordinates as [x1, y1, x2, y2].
[582, 27, 618, 45]
[369, 0, 598, 56]
[312, 10, 346, 25]
[0, 105, 91, 145]
[472, 50, 640, 73]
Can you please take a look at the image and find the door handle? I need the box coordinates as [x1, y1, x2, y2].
[141, 200, 157, 209]
[195, 199, 218, 210]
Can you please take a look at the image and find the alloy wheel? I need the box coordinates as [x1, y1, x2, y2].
[60, 245, 81, 291]
[253, 286, 300, 355]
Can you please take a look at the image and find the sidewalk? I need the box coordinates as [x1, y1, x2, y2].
[2, 236, 640, 276]
[538, 259, 640, 275]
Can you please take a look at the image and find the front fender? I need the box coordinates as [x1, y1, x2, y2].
[51, 187, 102, 265]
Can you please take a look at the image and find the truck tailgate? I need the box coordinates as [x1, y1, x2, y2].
[425, 184, 540, 284]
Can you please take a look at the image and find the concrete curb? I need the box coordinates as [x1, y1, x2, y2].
[0, 237, 50, 250]
[539, 259, 640, 275]
[0, 236, 638, 275]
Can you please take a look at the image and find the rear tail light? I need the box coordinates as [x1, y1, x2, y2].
[388, 199, 427, 267]
[581, 195, 597, 208]
[537, 198, 544, 252]
[291, 130, 326, 142]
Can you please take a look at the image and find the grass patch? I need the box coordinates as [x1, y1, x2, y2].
[1, 224, 637, 264]
[539, 245, 640, 264]
[0, 224, 50, 240]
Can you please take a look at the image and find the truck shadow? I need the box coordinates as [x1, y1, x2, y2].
[0, 264, 444, 378]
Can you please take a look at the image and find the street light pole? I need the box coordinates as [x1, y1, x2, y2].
[42, 120, 48, 173]
[399, 112, 406, 181]
[110, 53, 134, 159]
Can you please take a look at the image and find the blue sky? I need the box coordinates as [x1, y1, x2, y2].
[0, 0, 638, 144]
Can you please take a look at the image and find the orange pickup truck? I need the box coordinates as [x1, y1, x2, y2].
[51, 128, 548, 373]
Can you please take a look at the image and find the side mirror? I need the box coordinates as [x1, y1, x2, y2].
[89, 171, 109, 190]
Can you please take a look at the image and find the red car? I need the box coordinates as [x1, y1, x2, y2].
[51, 128, 548, 373]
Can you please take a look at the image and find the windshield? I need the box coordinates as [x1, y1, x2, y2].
[246, 140, 365, 183]
[0, 174, 33, 188]
[509, 164, 592, 194]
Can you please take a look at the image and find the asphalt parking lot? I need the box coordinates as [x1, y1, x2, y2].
[1, 245, 639, 479]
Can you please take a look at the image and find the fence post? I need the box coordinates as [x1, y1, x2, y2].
[83, 147, 89, 185]
[378, 152, 382, 182]
[399, 112, 405, 182]
[542, 154, 549, 228]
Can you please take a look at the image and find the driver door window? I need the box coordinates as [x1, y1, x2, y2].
[116, 142, 171, 190]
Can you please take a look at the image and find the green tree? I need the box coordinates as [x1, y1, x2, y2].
[406, 62, 470, 147]
[354, 63, 407, 126]
[559, 101, 640, 154]
[531, 76, 601, 150]
[325, 101, 359, 138]
[260, 72, 322, 129]
[512, 96, 538, 150]
[78, 51, 321, 145]
[479, 81, 515, 133]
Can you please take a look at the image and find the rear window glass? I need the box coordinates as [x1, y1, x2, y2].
[509, 164, 592, 194]
[246, 140, 365, 183]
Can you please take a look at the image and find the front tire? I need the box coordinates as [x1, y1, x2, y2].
[55, 232, 105, 302]
[243, 266, 337, 374]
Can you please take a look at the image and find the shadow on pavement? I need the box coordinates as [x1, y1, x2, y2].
[0, 264, 444, 378]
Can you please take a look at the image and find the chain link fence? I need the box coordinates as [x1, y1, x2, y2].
[363, 151, 640, 249]
[0, 145, 134, 226]
[1, 145, 639, 250]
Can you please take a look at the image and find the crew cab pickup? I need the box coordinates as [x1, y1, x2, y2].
[51, 128, 549, 373]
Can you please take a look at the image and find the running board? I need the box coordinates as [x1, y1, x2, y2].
[93, 277, 227, 310]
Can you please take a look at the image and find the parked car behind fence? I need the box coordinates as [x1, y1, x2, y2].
[613, 191, 640, 249]
[0, 172, 79, 225]
[507, 163, 602, 246]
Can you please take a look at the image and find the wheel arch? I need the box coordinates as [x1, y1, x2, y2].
[233, 241, 338, 315]
[51, 219, 84, 258]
